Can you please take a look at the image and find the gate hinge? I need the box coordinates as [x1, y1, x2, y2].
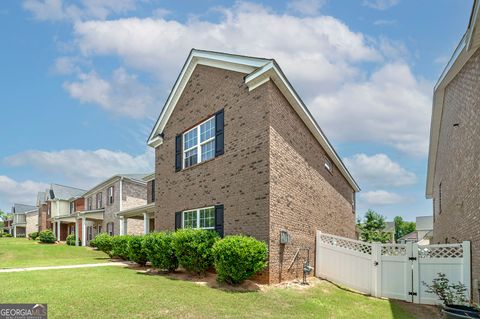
[408, 292, 417, 296]
[408, 257, 417, 261]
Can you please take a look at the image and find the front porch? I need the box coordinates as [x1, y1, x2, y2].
[77, 209, 104, 247]
[117, 202, 155, 235]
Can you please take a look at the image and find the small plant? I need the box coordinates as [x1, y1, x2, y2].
[28, 232, 39, 240]
[3, 233, 12, 238]
[66, 234, 80, 246]
[93, 233, 114, 257]
[111, 235, 131, 260]
[143, 232, 178, 272]
[172, 229, 218, 276]
[38, 230, 56, 243]
[423, 273, 468, 305]
[212, 235, 268, 285]
[127, 235, 148, 266]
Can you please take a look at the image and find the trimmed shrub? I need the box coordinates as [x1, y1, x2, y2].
[127, 235, 148, 266]
[111, 235, 131, 260]
[28, 232, 39, 240]
[212, 235, 268, 285]
[172, 229, 218, 275]
[38, 230, 56, 243]
[66, 234, 80, 246]
[143, 232, 178, 272]
[92, 233, 113, 257]
[3, 233, 12, 238]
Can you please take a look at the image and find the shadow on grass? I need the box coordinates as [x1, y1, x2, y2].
[389, 300, 442, 319]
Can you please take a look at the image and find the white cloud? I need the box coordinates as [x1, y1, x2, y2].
[343, 153, 416, 188]
[23, 0, 137, 21]
[0, 176, 49, 210]
[360, 190, 404, 205]
[63, 68, 157, 118]
[287, 0, 327, 16]
[363, 0, 400, 10]
[4, 149, 154, 189]
[312, 63, 431, 156]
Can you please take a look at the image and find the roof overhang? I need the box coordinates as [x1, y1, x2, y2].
[426, 0, 480, 198]
[116, 202, 155, 219]
[55, 214, 77, 223]
[147, 49, 360, 192]
[78, 209, 104, 221]
[143, 173, 155, 182]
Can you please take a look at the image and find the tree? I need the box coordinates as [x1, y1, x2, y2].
[393, 216, 416, 241]
[357, 209, 392, 243]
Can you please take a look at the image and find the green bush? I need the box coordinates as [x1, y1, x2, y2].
[28, 232, 39, 240]
[66, 234, 80, 246]
[3, 233, 12, 238]
[143, 232, 178, 272]
[127, 235, 148, 266]
[92, 233, 113, 257]
[38, 230, 56, 243]
[111, 235, 131, 260]
[172, 229, 218, 275]
[212, 235, 268, 285]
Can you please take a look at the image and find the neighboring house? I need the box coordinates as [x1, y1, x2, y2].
[25, 209, 39, 235]
[385, 222, 396, 243]
[47, 184, 86, 241]
[116, 173, 156, 234]
[147, 49, 360, 283]
[77, 174, 148, 246]
[2, 215, 13, 235]
[426, 0, 480, 301]
[397, 216, 433, 245]
[11, 203, 37, 237]
[36, 191, 49, 232]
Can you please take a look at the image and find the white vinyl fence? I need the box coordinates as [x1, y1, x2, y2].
[315, 231, 471, 304]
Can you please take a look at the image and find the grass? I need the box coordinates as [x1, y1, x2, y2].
[0, 266, 414, 319]
[0, 237, 109, 268]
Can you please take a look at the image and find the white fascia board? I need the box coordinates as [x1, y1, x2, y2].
[246, 62, 360, 192]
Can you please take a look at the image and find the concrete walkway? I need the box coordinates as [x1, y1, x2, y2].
[0, 261, 130, 273]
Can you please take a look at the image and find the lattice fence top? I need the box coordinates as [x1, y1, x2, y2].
[318, 233, 372, 255]
[381, 245, 407, 256]
[418, 245, 463, 259]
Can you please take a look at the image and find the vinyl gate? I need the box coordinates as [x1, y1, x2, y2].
[315, 231, 471, 304]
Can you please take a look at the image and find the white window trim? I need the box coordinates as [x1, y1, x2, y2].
[182, 206, 215, 230]
[182, 116, 215, 169]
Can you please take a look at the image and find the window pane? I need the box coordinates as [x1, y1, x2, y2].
[199, 208, 215, 229]
[200, 118, 215, 143]
[184, 148, 198, 168]
[184, 127, 198, 150]
[201, 140, 215, 162]
[183, 211, 197, 229]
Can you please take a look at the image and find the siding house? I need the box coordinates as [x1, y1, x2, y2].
[78, 174, 147, 246]
[426, 0, 480, 301]
[11, 203, 37, 237]
[147, 49, 360, 283]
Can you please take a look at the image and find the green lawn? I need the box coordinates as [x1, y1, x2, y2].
[0, 237, 109, 268]
[0, 266, 414, 319]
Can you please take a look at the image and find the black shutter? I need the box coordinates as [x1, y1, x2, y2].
[215, 109, 224, 157]
[215, 204, 224, 237]
[175, 211, 182, 230]
[175, 134, 182, 172]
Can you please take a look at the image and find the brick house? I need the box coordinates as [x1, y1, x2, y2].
[36, 191, 49, 232]
[147, 49, 360, 283]
[77, 174, 148, 246]
[11, 203, 37, 237]
[2, 216, 13, 235]
[426, 0, 480, 301]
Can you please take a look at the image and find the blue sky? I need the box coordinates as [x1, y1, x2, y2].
[0, 0, 473, 221]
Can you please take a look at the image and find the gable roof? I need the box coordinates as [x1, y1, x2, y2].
[83, 174, 149, 197]
[49, 184, 86, 201]
[12, 203, 37, 214]
[36, 191, 46, 206]
[426, 0, 480, 198]
[147, 49, 360, 192]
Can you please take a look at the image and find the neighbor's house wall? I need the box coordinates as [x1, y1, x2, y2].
[154, 65, 271, 280]
[147, 179, 155, 204]
[267, 81, 356, 282]
[50, 200, 70, 218]
[37, 203, 48, 232]
[432, 47, 480, 301]
[122, 179, 146, 235]
[26, 212, 39, 235]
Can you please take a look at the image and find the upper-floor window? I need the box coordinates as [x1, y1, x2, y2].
[87, 197, 93, 211]
[151, 179, 156, 203]
[47, 205, 51, 217]
[182, 206, 215, 230]
[108, 186, 114, 205]
[70, 202, 76, 214]
[96, 192, 103, 209]
[107, 222, 114, 236]
[183, 117, 216, 169]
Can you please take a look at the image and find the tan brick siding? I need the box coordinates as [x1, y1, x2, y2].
[26, 212, 39, 235]
[432, 47, 480, 301]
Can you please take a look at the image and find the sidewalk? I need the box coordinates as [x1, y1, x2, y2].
[0, 261, 130, 273]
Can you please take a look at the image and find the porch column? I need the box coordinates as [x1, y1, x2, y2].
[13, 225, 16, 238]
[143, 212, 150, 234]
[81, 216, 86, 247]
[119, 217, 126, 235]
[56, 221, 61, 241]
[75, 219, 79, 247]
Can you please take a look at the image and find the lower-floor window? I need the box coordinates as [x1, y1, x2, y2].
[183, 207, 215, 230]
[107, 222, 114, 236]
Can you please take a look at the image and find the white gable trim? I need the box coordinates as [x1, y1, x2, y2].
[148, 49, 360, 192]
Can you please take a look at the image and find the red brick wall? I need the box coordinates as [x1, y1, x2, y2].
[74, 198, 85, 212]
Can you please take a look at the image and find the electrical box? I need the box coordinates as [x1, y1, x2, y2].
[280, 230, 291, 244]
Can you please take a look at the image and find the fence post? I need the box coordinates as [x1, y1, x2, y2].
[412, 243, 420, 303]
[463, 241, 471, 300]
[371, 242, 381, 297]
[405, 242, 413, 302]
[315, 231, 321, 277]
